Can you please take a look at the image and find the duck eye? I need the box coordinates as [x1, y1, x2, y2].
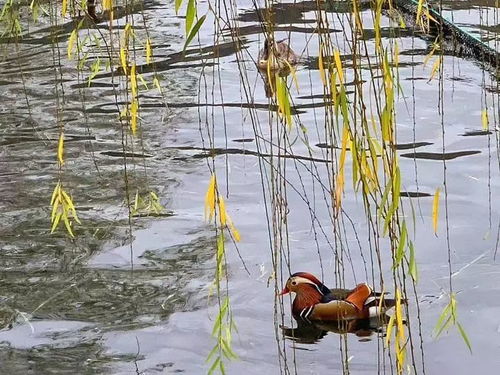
[291, 281, 297, 286]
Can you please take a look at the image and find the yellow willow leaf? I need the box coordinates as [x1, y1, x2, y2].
[330, 70, 337, 105]
[51, 197, 60, 222]
[73, 209, 81, 224]
[432, 187, 440, 234]
[283, 59, 299, 92]
[120, 47, 128, 75]
[395, 288, 406, 373]
[334, 49, 344, 83]
[57, 132, 64, 165]
[218, 195, 227, 226]
[62, 0, 68, 17]
[416, 0, 424, 25]
[229, 219, 241, 242]
[119, 107, 128, 119]
[51, 212, 62, 233]
[399, 14, 407, 29]
[103, 0, 114, 22]
[130, 99, 138, 134]
[385, 313, 396, 347]
[425, 8, 438, 24]
[134, 190, 140, 212]
[318, 46, 326, 86]
[275, 76, 292, 129]
[339, 125, 349, 168]
[352, 0, 363, 31]
[138, 74, 149, 90]
[481, 109, 489, 130]
[103, 0, 113, 10]
[204, 175, 216, 221]
[395, 289, 405, 342]
[423, 42, 438, 67]
[130, 64, 137, 98]
[62, 212, 75, 238]
[334, 172, 344, 211]
[153, 77, 162, 93]
[67, 29, 77, 59]
[145, 38, 152, 64]
[428, 56, 442, 82]
[394, 42, 400, 67]
[50, 182, 61, 206]
[124, 23, 134, 41]
[60, 189, 74, 211]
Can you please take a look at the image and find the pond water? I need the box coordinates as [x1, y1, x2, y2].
[0, 0, 499, 374]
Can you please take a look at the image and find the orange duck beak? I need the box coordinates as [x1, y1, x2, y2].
[279, 287, 290, 296]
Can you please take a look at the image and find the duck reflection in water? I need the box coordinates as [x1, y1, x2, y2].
[257, 37, 298, 97]
[279, 272, 404, 343]
[281, 314, 392, 344]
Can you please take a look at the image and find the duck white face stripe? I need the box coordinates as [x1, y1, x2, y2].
[293, 276, 325, 295]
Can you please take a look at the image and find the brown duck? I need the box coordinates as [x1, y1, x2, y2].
[257, 37, 298, 74]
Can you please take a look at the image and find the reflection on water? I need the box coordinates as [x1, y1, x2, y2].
[282, 315, 392, 344]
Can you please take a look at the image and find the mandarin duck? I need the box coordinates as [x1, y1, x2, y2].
[257, 37, 298, 74]
[280, 272, 400, 322]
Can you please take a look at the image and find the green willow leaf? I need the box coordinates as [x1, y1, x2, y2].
[408, 241, 418, 281]
[207, 357, 220, 375]
[394, 221, 407, 268]
[183, 14, 206, 52]
[175, 0, 183, 14]
[185, 0, 196, 34]
[457, 322, 473, 353]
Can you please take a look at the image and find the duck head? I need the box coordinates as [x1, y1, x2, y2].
[280, 272, 330, 296]
[261, 37, 274, 60]
[280, 272, 331, 315]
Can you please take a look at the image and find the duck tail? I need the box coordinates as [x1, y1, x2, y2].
[367, 296, 408, 317]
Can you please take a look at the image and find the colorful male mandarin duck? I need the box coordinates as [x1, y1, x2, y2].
[257, 37, 298, 74]
[280, 272, 399, 322]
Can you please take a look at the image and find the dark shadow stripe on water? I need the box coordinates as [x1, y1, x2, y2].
[400, 150, 481, 160]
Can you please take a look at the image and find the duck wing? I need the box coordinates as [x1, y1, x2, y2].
[309, 300, 361, 321]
